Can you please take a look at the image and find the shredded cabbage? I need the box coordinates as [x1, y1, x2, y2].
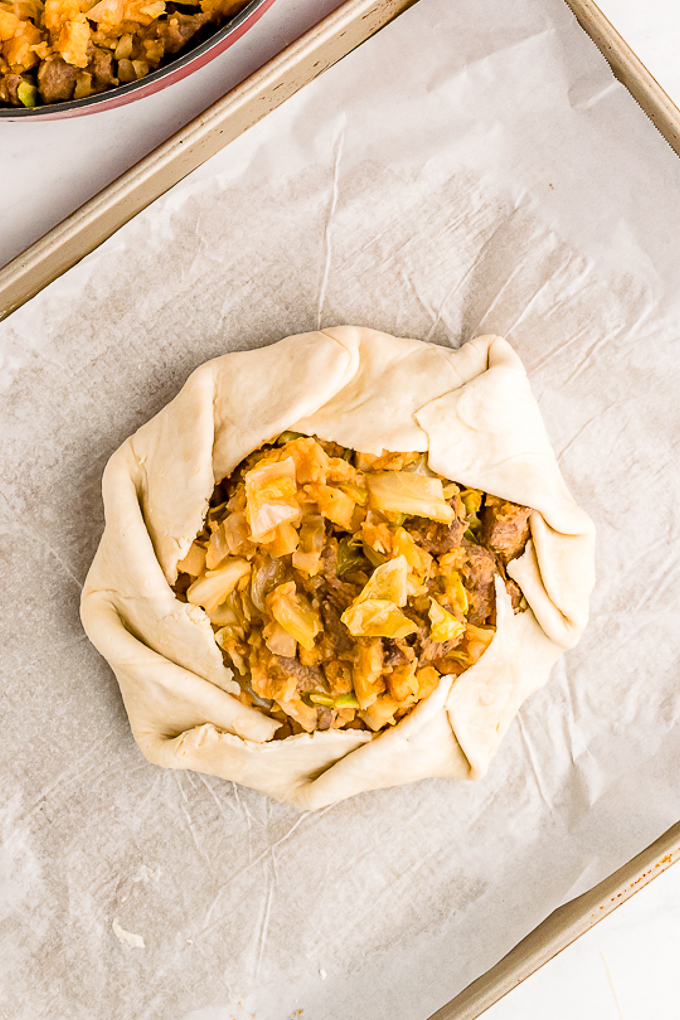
[267, 581, 321, 651]
[428, 599, 465, 644]
[186, 558, 251, 612]
[341, 599, 417, 639]
[355, 556, 408, 607]
[367, 471, 454, 523]
[245, 457, 299, 539]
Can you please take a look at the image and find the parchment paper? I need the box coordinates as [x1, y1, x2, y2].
[2, 0, 680, 1017]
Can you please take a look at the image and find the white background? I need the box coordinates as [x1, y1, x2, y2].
[2, 1, 678, 1018]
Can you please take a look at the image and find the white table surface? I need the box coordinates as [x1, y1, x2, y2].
[2, 1, 678, 1017]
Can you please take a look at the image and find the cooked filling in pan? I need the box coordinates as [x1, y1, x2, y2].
[0, 0, 248, 107]
[172, 434, 532, 737]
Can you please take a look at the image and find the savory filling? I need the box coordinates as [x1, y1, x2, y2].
[0, 0, 248, 108]
[172, 434, 532, 738]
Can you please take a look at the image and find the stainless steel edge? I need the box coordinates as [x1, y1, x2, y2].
[0, 0, 417, 321]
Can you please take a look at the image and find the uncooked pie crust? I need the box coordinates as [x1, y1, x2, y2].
[80, 327, 595, 809]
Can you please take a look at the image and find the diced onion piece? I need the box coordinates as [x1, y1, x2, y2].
[245, 457, 299, 539]
[367, 472, 454, 523]
[355, 556, 408, 607]
[186, 558, 251, 612]
[341, 599, 417, 639]
[214, 625, 247, 675]
[267, 581, 321, 651]
[177, 541, 206, 577]
[428, 599, 465, 644]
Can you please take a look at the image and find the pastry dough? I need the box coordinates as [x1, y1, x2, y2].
[81, 327, 595, 809]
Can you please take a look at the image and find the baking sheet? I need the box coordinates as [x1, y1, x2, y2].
[1, 0, 680, 1017]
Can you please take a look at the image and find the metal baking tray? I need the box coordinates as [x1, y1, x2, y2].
[1, 0, 677, 1016]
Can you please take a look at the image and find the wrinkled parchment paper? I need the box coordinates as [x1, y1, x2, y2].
[2, 0, 680, 1017]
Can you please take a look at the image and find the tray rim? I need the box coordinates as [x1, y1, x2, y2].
[427, 819, 680, 1020]
[1, 0, 679, 1016]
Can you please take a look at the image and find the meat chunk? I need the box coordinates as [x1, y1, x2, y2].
[272, 655, 325, 693]
[403, 516, 465, 557]
[505, 577, 524, 612]
[319, 543, 361, 611]
[417, 636, 462, 667]
[460, 544, 497, 625]
[383, 638, 415, 667]
[319, 601, 354, 655]
[4, 75, 24, 106]
[156, 12, 210, 55]
[37, 57, 77, 103]
[88, 47, 117, 89]
[481, 495, 531, 564]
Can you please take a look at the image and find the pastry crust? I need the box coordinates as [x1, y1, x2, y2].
[81, 327, 595, 809]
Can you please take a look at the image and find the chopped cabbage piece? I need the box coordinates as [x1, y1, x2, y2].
[292, 514, 326, 576]
[359, 694, 400, 731]
[367, 471, 454, 523]
[177, 541, 206, 578]
[392, 527, 433, 577]
[415, 666, 441, 699]
[284, 436, 330, 484]
[261, 520, 299, 558]
[304, 483, 356, 529]
[428, 599, 465, 644]
[352, 638, 385, 709]
[206, 522, 231, 570]
[355, 556, 408, 607]
[336, 480, 368, 505]
[267, 581, 321, 651]
[341, 598, 417, 639]
[262, 621, 297, 658]
[186, 558, 251, 612]
[245, 457, 299, 539]
[443, 569, 468, 614]
[465, 622, 495, 664]
[386, 662, 419, 702]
